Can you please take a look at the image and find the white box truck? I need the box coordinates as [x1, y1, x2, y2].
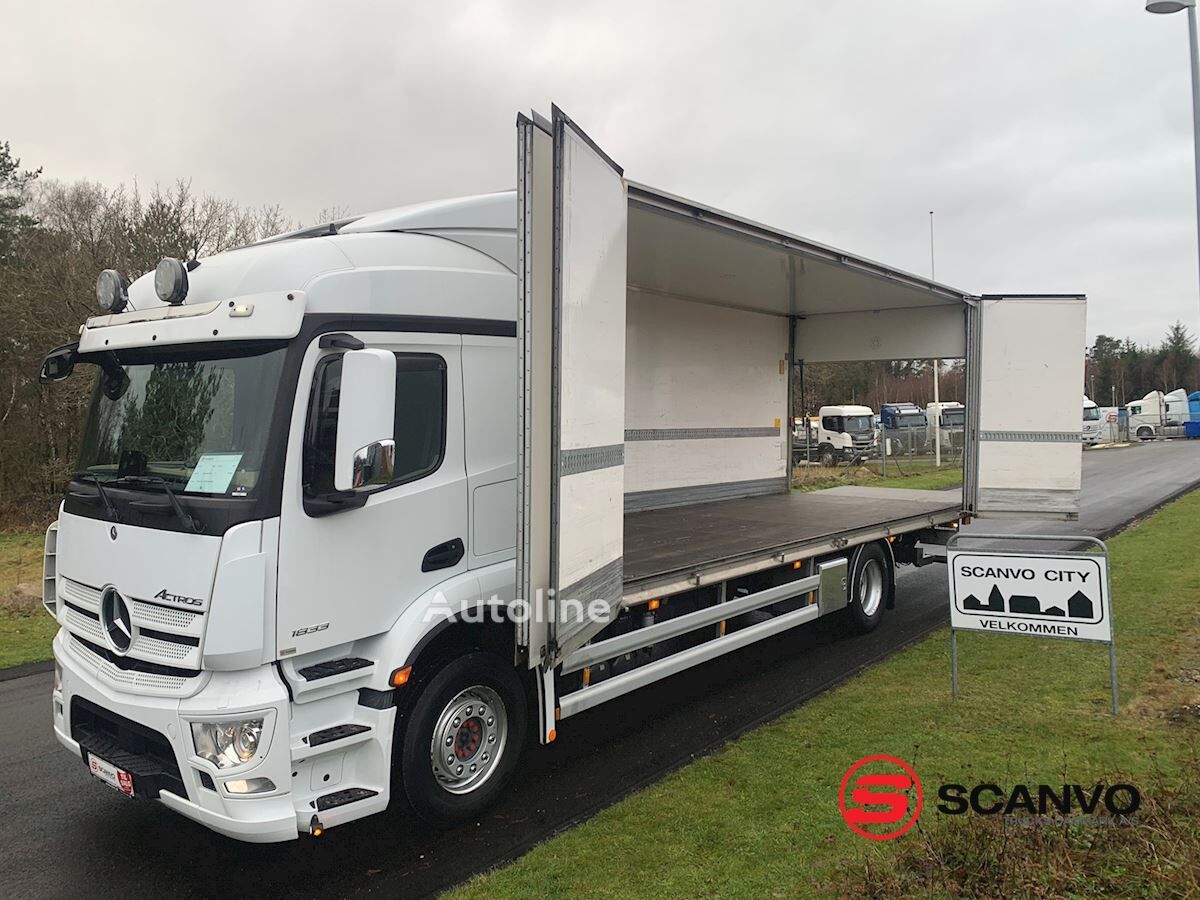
[37, 107, 1086, 842]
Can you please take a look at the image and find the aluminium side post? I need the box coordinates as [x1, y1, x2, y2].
[950, 628, 958, 698]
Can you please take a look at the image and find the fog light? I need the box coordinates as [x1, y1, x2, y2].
[224, 777, 276, 795]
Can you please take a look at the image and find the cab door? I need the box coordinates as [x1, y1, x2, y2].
[276, 331, 466, 656]
[965, 295, 1086, 520]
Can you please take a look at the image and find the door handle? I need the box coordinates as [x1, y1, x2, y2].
[421, 538, 465, 572]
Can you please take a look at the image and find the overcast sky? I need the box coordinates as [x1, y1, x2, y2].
[3, 0, 1198, 345]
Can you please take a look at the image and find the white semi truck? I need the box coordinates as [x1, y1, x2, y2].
[37, 108, 1087, 842]
[1127, 388, 1189, 439]
[796, 405, 877, 466]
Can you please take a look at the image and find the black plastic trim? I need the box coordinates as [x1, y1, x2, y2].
[421, 537, 465, 572]
[70, 634, 201, 679]
[315, 786, 378, 811]
[308, 723, 371, 747]
[64, 600, 99, 620]
[297, 656, 371, 681]
[318, 332, 365, 350]
[139, 626, 200, 647]
[71, 696, 185, 801]
[357, 687, 397, 710]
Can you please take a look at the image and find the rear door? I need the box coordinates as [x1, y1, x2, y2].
[965, 295, 1086, 519]
[516, 106, 627, 665]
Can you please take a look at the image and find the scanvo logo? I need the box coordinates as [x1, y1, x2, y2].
[839, 755, 1142, 841]
[838, 755, 923, 841]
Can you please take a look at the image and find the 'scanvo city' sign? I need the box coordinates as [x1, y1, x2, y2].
[949, 550, 1111, 643]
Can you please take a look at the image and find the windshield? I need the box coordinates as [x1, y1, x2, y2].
[1083, 406, 1100, 421]
[843, 416, 873, 432]
[896, 413, 926, 428]
[941, 409, 965, 426]
[76, 343, 287, 496]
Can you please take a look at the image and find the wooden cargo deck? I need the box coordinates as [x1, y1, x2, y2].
[621, 485, 962, 599]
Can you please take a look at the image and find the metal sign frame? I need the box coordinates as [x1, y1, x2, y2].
[946, 532, 1118, 716]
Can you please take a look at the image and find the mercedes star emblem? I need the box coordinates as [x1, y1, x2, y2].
[100, 586, 135, 654]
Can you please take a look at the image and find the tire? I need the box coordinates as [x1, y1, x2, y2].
[846, 542, 891, 634]
[397, 651, 528, 828]
[1136, 427, 1153, 441]
[819, 446, 836, 468]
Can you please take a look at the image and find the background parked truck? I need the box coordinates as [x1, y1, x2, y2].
[879, 402, 928, 455]
[794, 405, 876, 466]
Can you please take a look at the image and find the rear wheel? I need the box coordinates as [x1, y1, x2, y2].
[846, 542, 891, 634]
[397, 651, 527, 828]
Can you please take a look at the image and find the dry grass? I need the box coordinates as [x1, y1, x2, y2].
[855, 772, 1200, 898]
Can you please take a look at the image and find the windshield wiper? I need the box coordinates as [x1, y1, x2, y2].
[118, 476, 201, 533]
[70, 473, 119, 522]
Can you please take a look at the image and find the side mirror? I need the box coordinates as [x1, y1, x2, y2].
[352, 440, 396, 488]
[334, 348, 397, 492]
[39, 343, 79, 384]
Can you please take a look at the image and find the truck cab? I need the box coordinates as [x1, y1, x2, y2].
[1128, 388, 1189, 440]
[40, 193, 523, 841]
[1082, 396, 1101, 445]
[879, 402, 928, 455]
[814, 405, 876, 466]
[926, 401, 965, 451]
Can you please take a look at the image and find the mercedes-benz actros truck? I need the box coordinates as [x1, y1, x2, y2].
[37, 106, 1087, 842]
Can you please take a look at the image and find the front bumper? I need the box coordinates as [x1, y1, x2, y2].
[53, 630, 299, 843]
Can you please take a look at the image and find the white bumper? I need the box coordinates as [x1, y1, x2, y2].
[53, 630, 300, 843]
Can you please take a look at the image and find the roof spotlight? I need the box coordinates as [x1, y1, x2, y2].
[95, 269, 129, 313]
[154, 258, 189, 305]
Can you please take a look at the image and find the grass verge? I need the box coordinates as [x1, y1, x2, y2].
[450, 490, 1200, 899]
[793, 463, 962, 493]
[0, 531, 56, 669]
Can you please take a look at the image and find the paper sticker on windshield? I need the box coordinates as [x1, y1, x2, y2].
[186, 453, 243, 494]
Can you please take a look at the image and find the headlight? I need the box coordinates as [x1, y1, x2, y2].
[191, 718, 265, 769]
[53, 661, 62, 693]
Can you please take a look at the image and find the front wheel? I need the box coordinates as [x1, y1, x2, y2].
[397, 651, 528, 828]
[845, 542, 891, 634]
[1136, 427, 1153, 441]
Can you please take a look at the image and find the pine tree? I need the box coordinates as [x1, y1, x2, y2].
[0, 140, 41, 264]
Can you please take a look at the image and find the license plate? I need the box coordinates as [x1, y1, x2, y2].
[87, 752, 135, 797]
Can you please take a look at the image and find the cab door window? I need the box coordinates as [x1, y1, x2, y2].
[303, 352, 447, 497]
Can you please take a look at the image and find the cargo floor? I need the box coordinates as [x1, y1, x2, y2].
[622, 485, 962, 590]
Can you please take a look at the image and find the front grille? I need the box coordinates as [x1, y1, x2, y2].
[62, 578, 102, 611]
[129, 599, 198, 631]
[69, 634, 199, 694]
[60, 578, 204, 669]
[70, 696, 185, 800]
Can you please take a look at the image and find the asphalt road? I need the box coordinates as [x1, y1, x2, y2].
[3, 440, 1198, 899]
